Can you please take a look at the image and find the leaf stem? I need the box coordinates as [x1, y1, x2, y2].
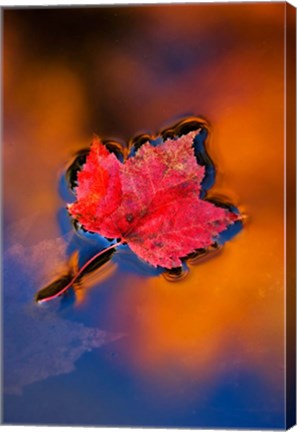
[37, 240, 123, 303]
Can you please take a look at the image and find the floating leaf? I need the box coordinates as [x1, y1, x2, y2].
[69, 130, 239, 269]
[35, 243, 119, 303]
[78, 246, 116, 279]
[36, 118, 243, 303]
[35, 274, 74, 303]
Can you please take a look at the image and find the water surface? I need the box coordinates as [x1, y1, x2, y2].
[3, 3, 288, 428]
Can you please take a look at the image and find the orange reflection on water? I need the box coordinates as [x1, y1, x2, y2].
[100, 7, 286, 396]
[75, 261, 118, 305]
[112, 220, 283, 384]
[3, 24, 89, 242]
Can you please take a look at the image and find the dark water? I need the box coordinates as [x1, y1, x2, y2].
[3, 3, 288, 428]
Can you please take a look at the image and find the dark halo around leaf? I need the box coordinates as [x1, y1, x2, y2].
[37, 117, 243, 303]
[66, 117, 242, 271]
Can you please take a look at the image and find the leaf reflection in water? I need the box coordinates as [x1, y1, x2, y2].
[3, 229, 124, 395]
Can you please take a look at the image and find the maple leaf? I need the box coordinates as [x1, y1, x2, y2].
[68, 136, 122, 234]
[68, 132, 237, 269]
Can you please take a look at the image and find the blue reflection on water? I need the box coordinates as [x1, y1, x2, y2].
[3, 211, 284, 428]
[4, 342, 284, 428]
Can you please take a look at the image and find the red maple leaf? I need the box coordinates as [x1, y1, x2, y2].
[68, 136, 122, 233]
[68, 132, 237, 269]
